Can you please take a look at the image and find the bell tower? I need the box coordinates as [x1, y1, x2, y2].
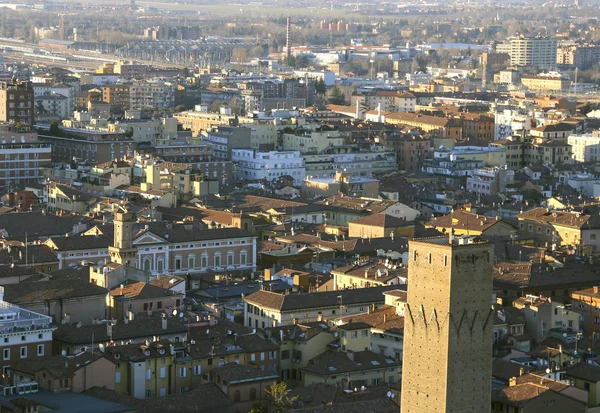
[108, 209, 138, 267]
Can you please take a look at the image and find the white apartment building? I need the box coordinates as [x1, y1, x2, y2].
[232, 149, 306, 185]
[0, 287, 55, 378]
[129, 80, 175, 110]
[303, 149, 397, 178]
[494, 109, 533, 140]
[498, 37, 558, 70]
[567, 133, 600, 163]
[33, 83, 74, 115]
[35, 93, 70, 118]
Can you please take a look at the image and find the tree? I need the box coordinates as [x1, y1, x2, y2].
[248, 403, 267, 413]
[327, 86, 346, 105]
[265, 381, 297, 413]
[208, 99, 222, 113]
[49, 120, 60, 135]
[314, 78, 326, 95]
[124, 127, 134, 139]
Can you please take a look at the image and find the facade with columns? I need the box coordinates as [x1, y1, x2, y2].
[46, 221, 258, 276]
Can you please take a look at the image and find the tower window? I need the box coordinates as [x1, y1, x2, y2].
[413, 250, 417, 262]
[444, 255, 448, 267]
[428, 252, 432, 264]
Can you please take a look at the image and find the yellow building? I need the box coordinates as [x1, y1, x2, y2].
[348, 213, 415, 239]
[104, 341, 176, 399]
[566, 363, 600, 407]
[282, 126, 343, 153]
[428, 209, 515, 238]
[522, 74, 570, 92]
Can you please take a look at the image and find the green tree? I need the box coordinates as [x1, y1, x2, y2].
[124, 127, 134, 139]
[49, 120, 60, 135]
[248, 403, 267, 413]
[265, 381, 297, 413]
[314, 78, 326, 95]
[327, 86, 346, 105]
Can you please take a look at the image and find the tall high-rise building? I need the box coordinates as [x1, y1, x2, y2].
[400, 236, 494, 413]
[285, 17, 291, 61]
[498, 37, 558, 70]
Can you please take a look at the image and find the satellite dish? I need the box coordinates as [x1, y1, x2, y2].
[252, 329, 256, 334]
[334, 332, 339, 337]
[179, 312, 184, 318]
[391, 394, 395, 399]
[172, 309, 178, 316]
[387, 391, 392, 398]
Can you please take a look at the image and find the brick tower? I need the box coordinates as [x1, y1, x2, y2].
[108, 209, 138, 267]
[400, 236, 494, 413]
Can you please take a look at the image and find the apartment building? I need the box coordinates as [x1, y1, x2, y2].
[33, 83, 74, 115]
[101, 84, 131, 108]
[516, 207, 600, 252]
[385, 112, 462, 140]
[129, 80, 175, 110]
[465, 167, 515, 196]
[38, 132, 135, 164]
[513, 295, 580, 343]
[243, 286, 401, 329]
[380, 133, 430, 172]
[568, 133, 600, 163]
[231, 150, 305, 185]
[0, 287, 55, 379]
[571, 287, 600, 343]
[303, 147, 397, 178]
[499, 37, 558, 70]
[557, 44, 600, 68]
[522, 73, 570, 92]
[0, 128, 51, 191]
[282, 126, 343, 154]
[201, 126, 251, 160]
[0, 80, 34, 126]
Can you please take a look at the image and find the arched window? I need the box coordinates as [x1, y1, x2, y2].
[143, 257, 152, 273]
[234, 389, 241, 402]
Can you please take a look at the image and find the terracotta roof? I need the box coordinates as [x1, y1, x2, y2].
[492, 358, 531, 381]
[337, 305, 404, 335]
[109, 280, 181, 300]
[348, 213, 410, 228]
[0, 245, 58, 265]
[245, 285, 402, 312]
[517, 207, 600, 229]
[138, 222, 254, 243]
[429, 209, 509, 232]
[385, 112, 455, 127]
[149, 276, 185, 290]
[492, 383, 552, 406]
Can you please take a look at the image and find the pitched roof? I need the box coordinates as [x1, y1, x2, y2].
[348, 213, 410, 228]
[137, 222, 254, 243]
[517, 207, 600, 229]
[213, 363, 278, 383]
[567, 362, 600, 382]
[9, 352, 105, 379]
[46, 233, 113, 251]
[0, 245, 58, 265]
[53, 314, 188, 344]
[300, 350, 400, 376]
[0, 211, 90, 240]
[245, 285, 402, 312]
[429, 209, 510, 232]
[3, 279, 107, 303]
[291, 399, 399, 413]
[149, 275, 185, 290]
[109, 280, 182, 300]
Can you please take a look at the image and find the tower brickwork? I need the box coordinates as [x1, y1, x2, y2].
[108, 210, 138, 267]
[400, 236, 494, 413]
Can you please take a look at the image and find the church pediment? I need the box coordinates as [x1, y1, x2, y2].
[133, 232, 167, 245]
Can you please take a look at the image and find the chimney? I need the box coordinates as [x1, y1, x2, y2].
[128, 311, 134, 321]
[293, 318, 298, 325]
[162, 316, 167, 330]
[383, 314, 387, 323]
[509, 377, 517, 387]
[364, 269, 369, 279]
[317, 313, 323, 322]
[107, 323, 113, 338]
[519, 367, 524, 377]
[347, 350, 354, 361]
[64, 313, 71, 324]
[594, 286, 599, 294]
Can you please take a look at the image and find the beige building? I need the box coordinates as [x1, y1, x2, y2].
[401, 236, 494, 413]
[348, 213, 415, 239]
[108, 280, 184, 320]
[513, 295, 580, 343]
[522, 74, 570, 92]
[282, 126, 343, 153]
[244, 286, 399, 329]
[331, 262, 407, 290]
